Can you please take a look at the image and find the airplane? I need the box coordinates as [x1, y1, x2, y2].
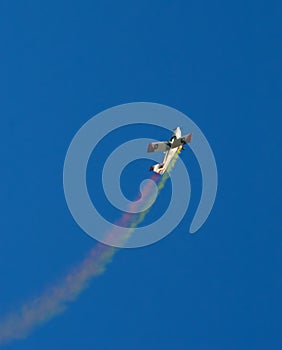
[147, 127, 192, 175]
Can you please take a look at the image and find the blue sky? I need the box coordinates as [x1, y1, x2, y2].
[1, 0, 281, 349]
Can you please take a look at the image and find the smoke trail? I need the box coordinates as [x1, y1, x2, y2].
[0, 154, 179, 345]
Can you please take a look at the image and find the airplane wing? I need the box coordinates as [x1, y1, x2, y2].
[171, 133, 192, 148]
[147, 142, 170, 153]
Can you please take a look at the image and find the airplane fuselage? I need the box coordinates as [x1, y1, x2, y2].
[150, 127, 183, 175]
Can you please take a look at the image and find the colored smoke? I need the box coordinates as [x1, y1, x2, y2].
[0, 154, 178, 345]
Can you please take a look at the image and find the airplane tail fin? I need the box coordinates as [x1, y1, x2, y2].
[149, 163, 165, 175]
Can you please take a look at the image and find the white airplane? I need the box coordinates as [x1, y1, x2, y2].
[147, 127, 192, 175]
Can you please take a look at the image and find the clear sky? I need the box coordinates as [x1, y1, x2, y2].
[0, 1, 281, 349]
